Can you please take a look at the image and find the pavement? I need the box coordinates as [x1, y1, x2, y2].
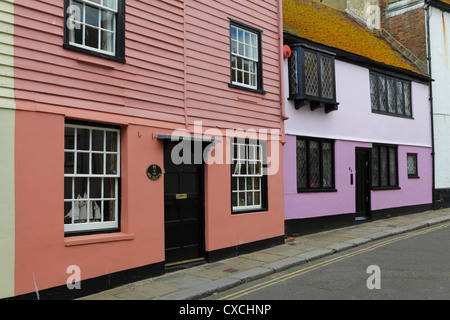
[80, 208, 450, 300]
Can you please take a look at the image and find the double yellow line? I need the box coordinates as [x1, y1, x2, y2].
[219, 223, 450, 300]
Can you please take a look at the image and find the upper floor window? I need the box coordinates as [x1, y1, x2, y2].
[64, 0, 125, 62]
[370, 71, 412, 118]
[64, 122, 121, 235]
[229, 20, 264, 93]
[288, 44, 338, 113]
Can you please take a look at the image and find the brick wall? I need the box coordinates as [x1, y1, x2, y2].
[380, 0, 428, 63]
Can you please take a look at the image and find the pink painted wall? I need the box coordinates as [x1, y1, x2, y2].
[13, 0, 282, 132]
[12, 0, 284, 296]
[14, 110, 284, 295]
[205, 139, 284, 251]
[14, 110, 166, 295]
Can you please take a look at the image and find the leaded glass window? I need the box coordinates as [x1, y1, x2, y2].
[372, 144, 398, 189]
[407, 153, 418, 178]
[287, 45, 337, 106]
[296, 139, 307, 189]
[320, 55, 334, 99]
[372, 146, 379, 187]
[379, 75, 387, 112]
[387, 78, 396, 113]
[304, 51, 319, 97]
[297, 137, 335, 191]
[370, 71, 412, 118]
[289, 50, 299, 95]
[309, 141, 320, 188]
[370, 73, 378, 112]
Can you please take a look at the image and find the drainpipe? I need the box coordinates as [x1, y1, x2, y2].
[278, 0, 288, 146]
[425, 0, 437, 210]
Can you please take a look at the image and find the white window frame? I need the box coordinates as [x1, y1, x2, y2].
[230, 24, 259, 90]
[231, 140, 264, 212]
[67, 0, 118, 56]
[64, 123, 120, 234]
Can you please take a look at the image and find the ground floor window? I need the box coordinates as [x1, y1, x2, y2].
[64, 121, 120, 234]
[372, 144, 398, 189]
[296, 136, 335, 192]
[407, 153, 419, 178]
[231, 139, 267, 213]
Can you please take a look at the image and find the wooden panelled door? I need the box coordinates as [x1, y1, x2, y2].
[163, 140, 204, 266]
[355, 148, 371, 221]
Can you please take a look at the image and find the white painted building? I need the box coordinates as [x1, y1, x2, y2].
[427, 1, 450, 206]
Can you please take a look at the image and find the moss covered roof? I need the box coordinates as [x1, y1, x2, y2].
[283, 0, 424, 75]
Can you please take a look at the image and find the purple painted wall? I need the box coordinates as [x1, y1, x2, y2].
[371, 145, 433, 211]
[283, 135, 433, 221]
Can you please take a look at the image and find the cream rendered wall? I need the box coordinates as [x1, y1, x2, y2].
[0, 0, 15, 299]
[430, 6, 450, 189]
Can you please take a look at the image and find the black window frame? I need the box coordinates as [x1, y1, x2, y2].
[228, 19, 265, 94]
[230, 138, 268, 214]
[407, 153, 419, 179]
[288, 44, 338, 113]
[296, 136, 336, 193]
[371, 144, 399, 190]
[370, 71, 412, 118]
[63, 0, 126, 63]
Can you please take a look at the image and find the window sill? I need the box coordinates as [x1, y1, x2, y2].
[408, 176, 420, 179]
[63, 43, 126, 65]
[228, 83, 266, 95]
[64, 232, 134, 247]
[372, 186, 401, 191]
[371, 110, 414, 120]
[298, 188, 338, 193]
[232, 208, 268, 215]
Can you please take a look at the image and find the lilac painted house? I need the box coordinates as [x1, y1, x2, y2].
[282, 0, 433, 236]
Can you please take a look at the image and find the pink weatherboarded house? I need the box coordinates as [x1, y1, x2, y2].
[2, 0, 286, 299]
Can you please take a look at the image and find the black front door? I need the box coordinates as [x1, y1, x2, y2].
[355, 148, 371, 221]
[164, 141, 204, 266]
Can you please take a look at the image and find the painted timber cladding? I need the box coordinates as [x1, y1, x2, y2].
[9, 0, 284, 298]
[13, 0, 186, 125]
[0, 0, 15, 299]
[13, 0, 282, 132]
[184, 0, 281, 130]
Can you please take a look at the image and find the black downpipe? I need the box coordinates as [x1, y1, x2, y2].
[425, 0, 438, 210]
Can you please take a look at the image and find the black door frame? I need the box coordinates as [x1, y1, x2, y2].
[163, 139, 206, 268]
[355, 147, 372, 221]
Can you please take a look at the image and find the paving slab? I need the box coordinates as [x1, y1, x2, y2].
[80, 209, 450, 300]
